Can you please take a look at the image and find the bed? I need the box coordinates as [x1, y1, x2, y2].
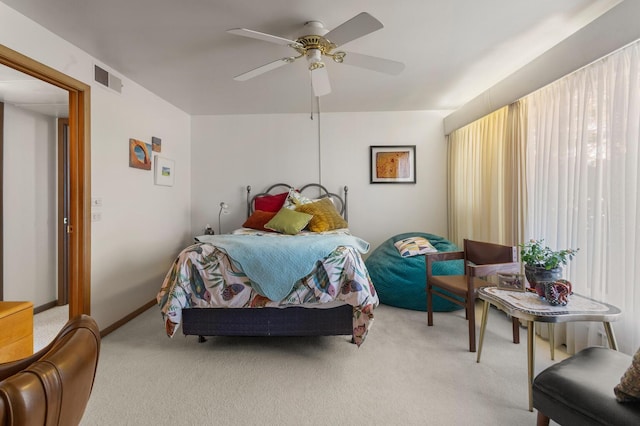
[156, 183, 379, 346]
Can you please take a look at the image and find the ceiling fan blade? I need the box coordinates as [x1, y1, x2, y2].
[233, 58, 292, 81]
[324, 12, 383, 47]
[311, 66, 331, 97]
[227, 28, 302, 48]
[341, 52, 405, 75]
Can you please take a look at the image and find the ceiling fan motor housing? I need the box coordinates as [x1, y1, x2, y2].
[294, 35, 335, 57]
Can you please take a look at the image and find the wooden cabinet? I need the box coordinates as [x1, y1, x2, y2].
[0, 301, 34, 363]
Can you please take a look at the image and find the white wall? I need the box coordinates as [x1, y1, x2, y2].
[3, 105, 56, 305]
[0, 2, 192, 329]
[191, 110, 450, 252]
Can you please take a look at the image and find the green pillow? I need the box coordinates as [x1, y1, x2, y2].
[264, 207, 313, 235]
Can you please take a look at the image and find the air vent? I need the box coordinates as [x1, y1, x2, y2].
[94, 65, 122, 93]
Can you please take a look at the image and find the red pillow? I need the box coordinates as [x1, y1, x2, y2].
[242, 210, 277, 231]
[254, 192, 288, 212]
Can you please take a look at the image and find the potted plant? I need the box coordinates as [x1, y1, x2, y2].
[519, 239, 578, 295]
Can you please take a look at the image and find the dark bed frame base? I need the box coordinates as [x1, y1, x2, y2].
[182, 305, 354, 342]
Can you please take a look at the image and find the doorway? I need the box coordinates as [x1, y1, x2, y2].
[58, 117, 69, 306]
[0, 44, 91, 318]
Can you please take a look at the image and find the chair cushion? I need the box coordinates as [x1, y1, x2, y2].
[533, 346, 640, 426]
[365, 232, 464, 311]
[429, 275, 489, 296]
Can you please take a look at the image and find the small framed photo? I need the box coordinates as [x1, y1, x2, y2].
[497, 273, 526, 292]
[152, 136, 162, 152]
[154, 156, 175, 186]
[370, 145, 416, 184]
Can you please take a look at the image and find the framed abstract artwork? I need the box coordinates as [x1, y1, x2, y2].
[370, 145, 416, 184]
[154, 156, 175, 186]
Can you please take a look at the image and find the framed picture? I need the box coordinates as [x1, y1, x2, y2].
[154, 156, 175, 186]
[497, 273, 526, 292]
[370, 145, 416, 184]
[152, 136, 162, 152]
[129, 138, 152, 170]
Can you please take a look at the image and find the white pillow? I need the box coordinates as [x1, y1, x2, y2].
[394, 237, 437, 257]
[283, 188, 313, 209]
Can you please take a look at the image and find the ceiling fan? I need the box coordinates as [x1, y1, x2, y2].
[227, 12, 405, 97]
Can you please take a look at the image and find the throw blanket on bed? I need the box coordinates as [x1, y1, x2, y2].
[194, 234, 370, 301]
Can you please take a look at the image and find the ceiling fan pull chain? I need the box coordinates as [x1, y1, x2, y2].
[310, 82, 314, 120]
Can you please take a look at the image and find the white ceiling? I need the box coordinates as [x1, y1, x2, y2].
[0, 65, 68, 117]
[0, 0, 621, 115]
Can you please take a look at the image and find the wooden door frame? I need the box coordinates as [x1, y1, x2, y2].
[0, 101, 3, 301]
[58, 118, 69, 305]
[0, 44, 91, 318]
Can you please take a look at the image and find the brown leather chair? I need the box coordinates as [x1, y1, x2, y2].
[0, 314, 100, 426]
[426, 239, 521, 352]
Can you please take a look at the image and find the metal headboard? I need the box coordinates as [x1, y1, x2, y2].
[246, 183, 349, 221]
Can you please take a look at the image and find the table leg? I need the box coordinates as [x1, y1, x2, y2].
[477, 300, 490, 363]
[527, 320, 535, 412]
[603, 322, 618, 350]
[548, 323, 554, 360]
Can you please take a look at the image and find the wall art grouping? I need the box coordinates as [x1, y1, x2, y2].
[128, 136, 174, 186]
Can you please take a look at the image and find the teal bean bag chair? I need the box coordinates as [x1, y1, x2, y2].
[365, 232, 464, 311]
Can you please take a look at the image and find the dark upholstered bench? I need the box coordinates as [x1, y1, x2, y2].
[533, 346, 640, 426]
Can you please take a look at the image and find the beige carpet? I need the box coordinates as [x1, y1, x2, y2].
[33, 305, 68, 352]
[81, 302, 567, 425]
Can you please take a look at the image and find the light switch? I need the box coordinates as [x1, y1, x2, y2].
[91, 197, 103, 207]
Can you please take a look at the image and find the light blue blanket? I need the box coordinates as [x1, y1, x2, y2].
[195, 234, 370, 301]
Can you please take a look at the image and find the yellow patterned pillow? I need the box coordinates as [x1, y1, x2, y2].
[295, 198, 348, 232]
[394, 237, 437, 257]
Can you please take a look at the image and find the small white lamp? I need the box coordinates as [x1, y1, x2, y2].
[218, 202, 229, 234]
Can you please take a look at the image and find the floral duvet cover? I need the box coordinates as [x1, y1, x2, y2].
[157, 239, 379, 346]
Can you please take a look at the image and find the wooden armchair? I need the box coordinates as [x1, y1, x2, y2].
[0, 314, 100, 425]
[426, 239, 520, 352]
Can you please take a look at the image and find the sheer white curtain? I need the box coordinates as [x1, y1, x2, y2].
[525, 40, 640, 354]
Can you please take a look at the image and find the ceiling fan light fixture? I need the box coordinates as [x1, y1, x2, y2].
[306, 48, 322, 64]
[306, 48, 325, 71]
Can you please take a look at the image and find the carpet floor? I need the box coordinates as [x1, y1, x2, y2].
[80, 302, 567, 425]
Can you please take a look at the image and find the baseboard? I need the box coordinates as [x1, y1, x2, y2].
[34, 300, 58, 314]
[100, 299, 156, 338]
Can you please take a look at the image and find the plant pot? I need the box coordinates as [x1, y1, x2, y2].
[524, 265, 563, 296]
